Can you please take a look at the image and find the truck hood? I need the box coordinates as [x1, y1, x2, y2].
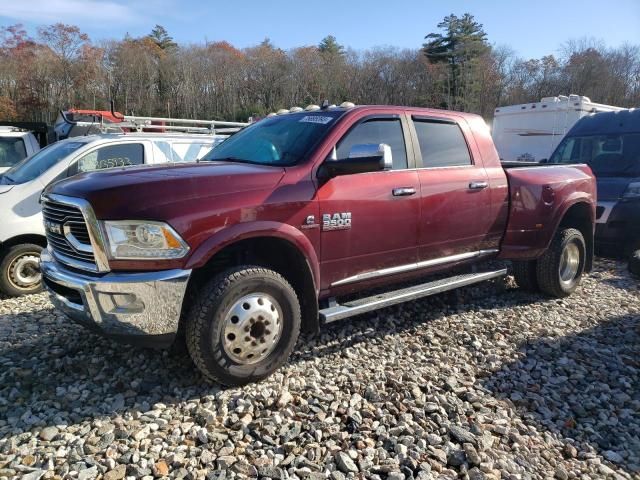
[596, 176, 638, 201]
[0, 184, 14, 194]
[46, 161, 286, 219]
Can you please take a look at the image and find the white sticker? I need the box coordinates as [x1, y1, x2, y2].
[299, 115, 334, 125]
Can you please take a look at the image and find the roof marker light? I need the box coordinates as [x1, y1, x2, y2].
[305, 105, 320, 111]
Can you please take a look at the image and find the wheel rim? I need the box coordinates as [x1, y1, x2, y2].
[221, 293, 282, 365]
[8, 253, 41, 291]
[559, 241, 581, 286]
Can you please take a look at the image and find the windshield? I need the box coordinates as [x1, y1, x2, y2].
[0, 137, 27, 168]
[202, 111, 344, 166]
[549, 133, 640, 177]
[0, 140, 87, 185]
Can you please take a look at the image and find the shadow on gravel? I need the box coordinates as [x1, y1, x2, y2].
[480, 313, 640, 475]
[0, 279, 545, 441]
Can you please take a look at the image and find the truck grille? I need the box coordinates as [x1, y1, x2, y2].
[42, 199, 97, 270]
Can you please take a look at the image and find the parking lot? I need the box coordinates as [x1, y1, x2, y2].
[0, 258, 637, 480]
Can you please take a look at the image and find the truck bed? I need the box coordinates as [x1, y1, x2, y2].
[499, 163, 596, 261]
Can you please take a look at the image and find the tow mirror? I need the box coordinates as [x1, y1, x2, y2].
[324, 143, 392, 177]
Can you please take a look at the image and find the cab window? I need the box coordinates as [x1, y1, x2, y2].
[336, 118, 408, 170]
[74, 143, 144, 174]
[413, 120, 472, 168]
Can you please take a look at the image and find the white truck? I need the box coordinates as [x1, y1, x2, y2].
[0, 126, 41, 174]
[0, 113, 248, 296]
[492, 95, 624, 163]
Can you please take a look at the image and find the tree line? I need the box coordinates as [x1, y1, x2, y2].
[0, 15, 638, 124]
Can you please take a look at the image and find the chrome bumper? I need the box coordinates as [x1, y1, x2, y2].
[40, 249, 191, 346]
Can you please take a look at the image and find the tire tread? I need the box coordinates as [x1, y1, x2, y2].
[185, 266, 300, 386]
[536, 228, 584, 298]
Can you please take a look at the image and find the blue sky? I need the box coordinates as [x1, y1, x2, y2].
[1, 0, 638, 59]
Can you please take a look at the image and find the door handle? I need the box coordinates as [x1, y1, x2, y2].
[392, 187, 416, 196]
[468, 181, 488, 190]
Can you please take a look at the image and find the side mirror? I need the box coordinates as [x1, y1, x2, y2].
[324, 143, 392, 177]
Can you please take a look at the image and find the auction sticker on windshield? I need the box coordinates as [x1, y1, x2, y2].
[299, 116, 334, 124]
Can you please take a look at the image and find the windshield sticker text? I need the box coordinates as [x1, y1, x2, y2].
[300, 116, 334, 125]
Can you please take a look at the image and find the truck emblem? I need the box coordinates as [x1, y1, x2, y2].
[322, 212, 352, 231]
[44, 220, 62, 235]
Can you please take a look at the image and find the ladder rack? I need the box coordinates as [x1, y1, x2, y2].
[58, 102, 250, 136]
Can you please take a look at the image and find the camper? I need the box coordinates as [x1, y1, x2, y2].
[492, 95, 623, 162]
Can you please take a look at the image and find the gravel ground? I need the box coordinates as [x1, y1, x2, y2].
[0, 258, 638, 480]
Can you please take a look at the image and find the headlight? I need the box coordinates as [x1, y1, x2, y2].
[102, 221, 189, 259]
[623, 182, 640, 199]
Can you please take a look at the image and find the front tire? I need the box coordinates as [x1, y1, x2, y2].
[536, 228, 586, 297]
[185, 266, 301, 386]
[0, 244, 44, 296]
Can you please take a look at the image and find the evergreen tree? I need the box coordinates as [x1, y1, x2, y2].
[423, 13, 489, 110]
[318, 35, 344, 57]
[147, 25, 177, 51]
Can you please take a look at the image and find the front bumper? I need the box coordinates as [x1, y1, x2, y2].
[40, 249, 191, 348]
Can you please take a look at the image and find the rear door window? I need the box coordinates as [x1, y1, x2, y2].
[76, 143, 145, 174]
[413, 120, 472, 168]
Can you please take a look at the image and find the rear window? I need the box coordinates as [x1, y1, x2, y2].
[413, 120, 472, 168]
[0, 137, 27, 167]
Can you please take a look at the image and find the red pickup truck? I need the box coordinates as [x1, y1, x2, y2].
[40, 105, 596, 385]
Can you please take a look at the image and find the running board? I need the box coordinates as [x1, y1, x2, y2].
[319, 268, 507, 323]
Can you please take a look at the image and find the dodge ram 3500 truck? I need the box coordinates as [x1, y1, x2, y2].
[40, 105, 596, 386]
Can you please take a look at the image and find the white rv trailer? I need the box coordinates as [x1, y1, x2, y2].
[492, 95, 624, 162]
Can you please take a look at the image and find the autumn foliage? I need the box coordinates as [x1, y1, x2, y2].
[0, 18, 638, 124]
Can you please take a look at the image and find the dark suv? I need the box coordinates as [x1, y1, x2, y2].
[549, 109, 640, 257]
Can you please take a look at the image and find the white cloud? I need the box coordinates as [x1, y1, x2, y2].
[0, 0, 143, 27]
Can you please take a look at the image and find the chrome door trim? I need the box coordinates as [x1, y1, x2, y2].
[331, 249, 499, 287]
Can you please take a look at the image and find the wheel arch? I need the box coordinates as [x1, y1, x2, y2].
[184, 224, 320, 334]
[0, 234, 47, 257]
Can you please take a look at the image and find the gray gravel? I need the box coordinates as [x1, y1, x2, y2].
[0, 258, 638, 480]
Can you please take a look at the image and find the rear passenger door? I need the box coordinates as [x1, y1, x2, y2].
[317, 114, 420, 291]
[410, 116, 494, 262]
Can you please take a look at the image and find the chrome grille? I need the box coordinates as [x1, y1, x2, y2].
[42, 199, 97, 270]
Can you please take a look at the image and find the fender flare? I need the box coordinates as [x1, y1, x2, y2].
[545, 194, 595, 251]
[184, 221, 320, 294]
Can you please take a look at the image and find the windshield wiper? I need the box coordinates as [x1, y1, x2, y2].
[1, 174, 15, 184]
[205, 156, 261, 165]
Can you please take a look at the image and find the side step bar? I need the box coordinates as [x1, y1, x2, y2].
[319, 268, 507, 323]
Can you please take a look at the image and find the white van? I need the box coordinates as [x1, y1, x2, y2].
[492, 95, 624, 162]
[0, 126, 41, 174]
[0, 133, 226, 296]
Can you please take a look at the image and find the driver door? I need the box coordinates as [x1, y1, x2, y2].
[317, 114, 420, 292]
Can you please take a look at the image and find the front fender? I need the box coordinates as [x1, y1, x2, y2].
[184, 221, 320, 293]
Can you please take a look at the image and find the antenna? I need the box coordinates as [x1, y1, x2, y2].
[321, 100, 330, 110]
